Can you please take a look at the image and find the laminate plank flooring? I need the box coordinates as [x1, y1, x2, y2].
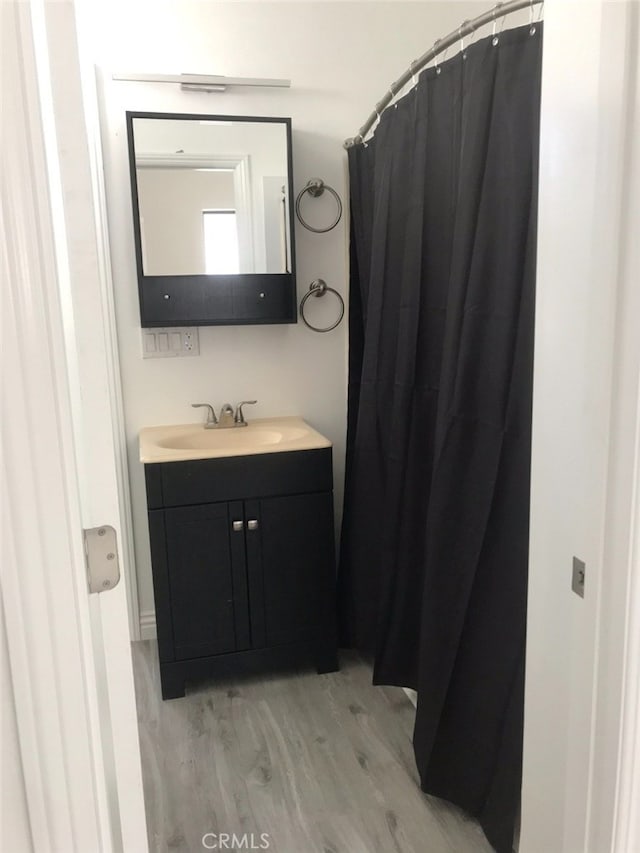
[132, 642, 493, 853]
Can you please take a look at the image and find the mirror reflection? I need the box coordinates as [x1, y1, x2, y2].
[130, 115, 292, 276]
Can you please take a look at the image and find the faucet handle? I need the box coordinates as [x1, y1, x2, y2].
[192, 403, 218, 426]
[234, 400, 257, 424]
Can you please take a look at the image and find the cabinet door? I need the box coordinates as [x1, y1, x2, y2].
[246, 493, 336, 648]
[164, 502, 250, 660]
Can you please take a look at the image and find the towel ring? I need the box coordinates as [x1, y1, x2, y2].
[299, 279, 345, 333]
[295, 179, 343, 233]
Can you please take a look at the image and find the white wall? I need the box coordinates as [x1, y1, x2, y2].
[521, 3, 638, 852]
[89, 0, 480, 631]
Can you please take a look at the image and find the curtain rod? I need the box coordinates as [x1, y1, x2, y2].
[344, 0, 543, 148]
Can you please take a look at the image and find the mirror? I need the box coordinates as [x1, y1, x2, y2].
[126, 112, 297, 327]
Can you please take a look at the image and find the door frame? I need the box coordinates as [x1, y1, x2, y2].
[2, 1, 147, 850]
[587, 7, 640, 849]
[3, 1, 121, 849]
[74, 3, 142, 643]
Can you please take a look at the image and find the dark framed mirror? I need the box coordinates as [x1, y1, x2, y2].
[126, 111, 297, 327]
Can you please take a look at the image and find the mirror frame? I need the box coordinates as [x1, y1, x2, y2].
[126, 111, 297, 327]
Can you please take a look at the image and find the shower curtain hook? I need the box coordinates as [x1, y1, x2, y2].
[466, 20, 478, 52]
[460, 21, 470, 59]
[410, 59, 418, 87]
[529, 0, 543, 33]
[492, 2, 504, 45]
[432, 40, 442, 76]
[389, 81, 400, 109]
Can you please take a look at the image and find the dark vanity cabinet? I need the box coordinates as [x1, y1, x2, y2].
[144, 448, 338, 699]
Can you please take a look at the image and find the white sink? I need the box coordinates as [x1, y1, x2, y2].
[139, 416, 330, 463]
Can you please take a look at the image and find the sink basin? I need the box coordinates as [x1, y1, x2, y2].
[140, 417, 331, 463]
[156, 425, 308, 452]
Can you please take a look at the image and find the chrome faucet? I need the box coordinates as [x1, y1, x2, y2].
[234, 400, 257, 425]
[191, 403, 218, 428]
[217, 403, 235, 428]
[192, 400, 257, 429]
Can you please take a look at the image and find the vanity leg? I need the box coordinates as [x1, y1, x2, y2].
[160, 666, 185, 700]
[315, 646, 339, 675]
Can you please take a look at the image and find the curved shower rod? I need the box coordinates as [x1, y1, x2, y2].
[344, 0, 543, 148]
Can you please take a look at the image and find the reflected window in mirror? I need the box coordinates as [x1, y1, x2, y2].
[203, 210, 239, 275]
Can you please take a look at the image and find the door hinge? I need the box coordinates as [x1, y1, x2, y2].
[84, 525, 121, 594]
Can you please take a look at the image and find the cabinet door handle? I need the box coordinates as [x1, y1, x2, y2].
[232, 520, 244, 532]
[247, 519, 259, 531]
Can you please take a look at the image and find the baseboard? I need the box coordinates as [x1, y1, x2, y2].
[139, 610, 157, 641]
[403, 687, 417, 708]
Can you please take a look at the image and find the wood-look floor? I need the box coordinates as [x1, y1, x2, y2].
[132, 642, 493, 853]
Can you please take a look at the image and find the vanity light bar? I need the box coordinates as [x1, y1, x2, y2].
[181, 83, 227, 93]
[111, 72, 291, 91]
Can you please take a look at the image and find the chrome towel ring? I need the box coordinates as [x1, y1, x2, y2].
[299, 279, 345, 333]
[295, 179, 343, 233]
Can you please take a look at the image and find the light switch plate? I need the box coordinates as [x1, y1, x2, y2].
[142, 327, 199, 358]
[572, 557, 586, 598]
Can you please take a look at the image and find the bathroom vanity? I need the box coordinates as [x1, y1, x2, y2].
[140, 417, 338, 699]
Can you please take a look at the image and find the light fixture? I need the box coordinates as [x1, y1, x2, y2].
[111, 72, 291, 92]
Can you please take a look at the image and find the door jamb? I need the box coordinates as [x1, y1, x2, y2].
[72, 7, 142, 639]
[2, 1, 121, 848]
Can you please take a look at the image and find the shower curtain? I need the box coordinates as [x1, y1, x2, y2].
[339, 24, 542, 853]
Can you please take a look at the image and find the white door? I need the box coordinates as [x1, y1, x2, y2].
[2, 2, 147, 851]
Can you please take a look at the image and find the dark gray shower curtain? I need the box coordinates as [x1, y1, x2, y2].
[339, 24, 542, 853]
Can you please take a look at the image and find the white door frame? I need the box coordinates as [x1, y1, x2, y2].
[2, 1, 147, 850]
[521, 3, 640, 851]
[74, 6, 142, 644]
[587, 10, 640, 849]
[609, 394, 640, 851]
[3, 1, 119, 848]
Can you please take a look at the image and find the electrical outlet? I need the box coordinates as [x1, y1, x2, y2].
[142, 327, 199, 358]
[572, 557, 586, 598]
